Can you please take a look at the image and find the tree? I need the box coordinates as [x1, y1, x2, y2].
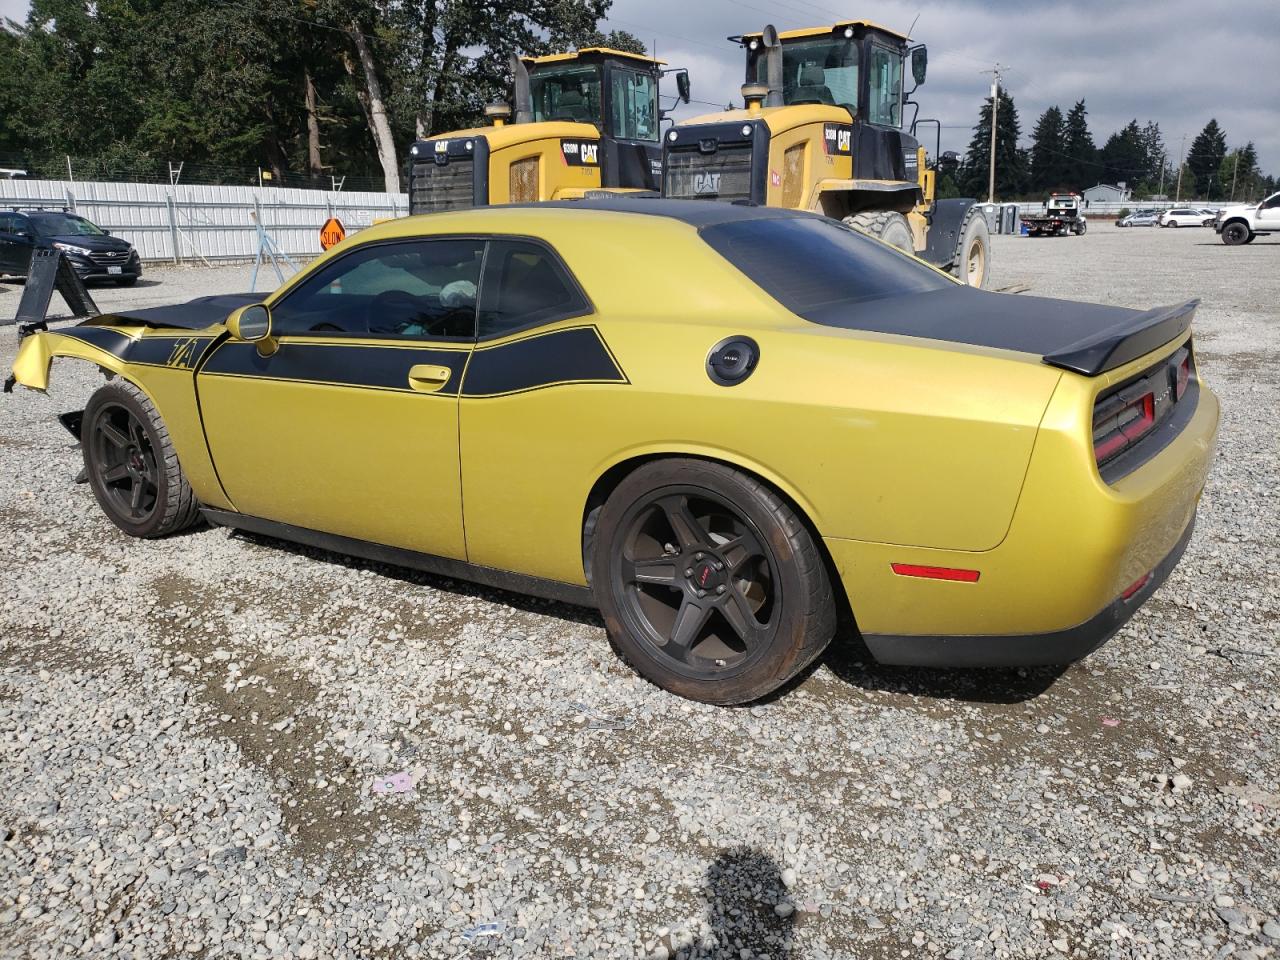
[1219, 142, 1260, 201]
[1099, 120, 1147, 188]
[957, 87, 1025, 200]
[1028, 105, 1066, 193]
[1061, 99, 1096, 189]
[1185, 119, 1227, 199]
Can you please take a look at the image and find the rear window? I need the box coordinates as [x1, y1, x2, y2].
[700, 216, 953, 320]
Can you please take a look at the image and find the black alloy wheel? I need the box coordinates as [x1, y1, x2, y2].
[90, 401, 160, 524]
[613, 486, 778, 676]
[83, 379, 201, 538]
[591, 458, 836, 704]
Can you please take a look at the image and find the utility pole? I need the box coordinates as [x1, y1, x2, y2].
[1229, 152, 1240, 201]
[1174, 133, 1187, 202]
[1158, 153, 1166, 197]
[980, 64, 1006, 203]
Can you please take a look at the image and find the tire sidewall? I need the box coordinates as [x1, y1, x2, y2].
[1222, 223, 1249, 246]
[957, 212, 990, 288]
[83, 381, 172, 538]
[591, 461, 815, 704]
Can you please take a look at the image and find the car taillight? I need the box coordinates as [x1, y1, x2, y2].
[1174, 351, 1190, 400]
[1093, 387, 1156, 465]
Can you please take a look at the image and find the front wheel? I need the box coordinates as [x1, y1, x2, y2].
[591, 459, 836, 705]
[948, 207, 991, 287]
[1167, 220, 1178, 228]
[1221, 222, 1251, 246]
[843, 211, 914, 253]
[83, 380, 201, 538]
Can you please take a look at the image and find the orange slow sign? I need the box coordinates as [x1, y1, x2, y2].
[319, 217, 346, 251]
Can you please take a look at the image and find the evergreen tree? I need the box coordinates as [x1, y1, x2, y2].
[1100, 120, 1147, 188]
[1061, 99, 1096, 189]
[1028, 105, 1066, 193]
[1219, 142, 1260, 201]
[958, 88, 1025, 200]
[1185, 119, 1227, 199]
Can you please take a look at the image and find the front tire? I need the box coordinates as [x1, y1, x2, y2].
[591, 459, 836, 705]
[843, 210, 914, 254]
[946, 207, 991, 287]
[83, 380, 201, 538]
[1221, 222, 1251, 246]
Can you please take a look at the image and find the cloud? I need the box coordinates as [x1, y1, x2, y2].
[607, 0, 1280, 176]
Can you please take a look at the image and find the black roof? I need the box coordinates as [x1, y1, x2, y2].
[520, 197, 820, 228]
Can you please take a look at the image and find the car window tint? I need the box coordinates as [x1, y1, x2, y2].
[700, 216, 953, 320]
[270, 239, 485, 340]
[0, 213, 12, 233]
[476, 239, 589, 338]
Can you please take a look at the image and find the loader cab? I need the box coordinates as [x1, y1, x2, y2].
[522, 48, 668, 189]
[408, 48, 678, 214]
[743, 22, 912, 128]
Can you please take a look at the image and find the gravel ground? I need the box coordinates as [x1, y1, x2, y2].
[1, 225, 1277, 960]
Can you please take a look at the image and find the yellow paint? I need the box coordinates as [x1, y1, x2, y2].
[523, 47, 665, 66]
[10, 206, 1218, 644]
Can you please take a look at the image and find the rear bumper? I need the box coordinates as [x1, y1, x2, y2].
[861, 513, 1195, 667]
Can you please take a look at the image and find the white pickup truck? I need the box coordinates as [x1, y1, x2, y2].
[1213, 191, 1280, 245]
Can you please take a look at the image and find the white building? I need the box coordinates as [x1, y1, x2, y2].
[1081, 182, 1132, 205]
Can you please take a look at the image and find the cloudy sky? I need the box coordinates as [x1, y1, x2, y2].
[607, 0, 1280, 177]
[3, 0, 1276, 176]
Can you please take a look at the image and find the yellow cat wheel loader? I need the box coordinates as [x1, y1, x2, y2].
[661, 22, 991, 287]
[407, 49, 690, 213]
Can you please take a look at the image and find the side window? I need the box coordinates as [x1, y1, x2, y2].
[0, 213, 13, 234]
[269, 239, 485, 340]
[867, 45, 902, 127]
[610, 69, 658, 142]
[477, 239, 590, 339]
[1262, 195, 1280, 210]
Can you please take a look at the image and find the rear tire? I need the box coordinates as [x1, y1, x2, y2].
[591, 458, 836, 705]
[843, 210, 914, 254]
[1075, 219, 1088, 235]
[947, 206, 991, 287]
[1221, 222, 1251, 246]
[83, 379, 201, 538]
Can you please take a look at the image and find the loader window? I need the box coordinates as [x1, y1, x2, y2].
[531, 65, 602, 127]
[867, 45, 903, 127]
[610, 68, 659, 141]
[756, 37, 858, 112]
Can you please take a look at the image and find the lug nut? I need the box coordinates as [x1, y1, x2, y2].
[714, 561, 724, 571]
[694, 552, 704, 561]
[685, 568, 693, 577]
[697, 589, 707, 598]
[716, 585, 726, 594]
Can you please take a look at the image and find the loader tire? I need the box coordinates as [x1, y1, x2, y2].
[949, 206, 991, 288]
[843, 211, 914, 254]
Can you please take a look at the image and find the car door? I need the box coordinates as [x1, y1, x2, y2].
[458, 237, 625, 583]
[195, 237, 485, 561]
[0, 213, 34, 274]
[1257, 194, 1280, 229]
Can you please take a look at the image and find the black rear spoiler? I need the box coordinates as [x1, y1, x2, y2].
[1042, 299, 1198, 376]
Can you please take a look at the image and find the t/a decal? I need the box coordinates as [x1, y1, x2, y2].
[561, 140, 600, 166]
[166, 337, 201, 368]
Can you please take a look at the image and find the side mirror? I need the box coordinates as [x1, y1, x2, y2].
[226, 303, 277, 355]
[675, 69, 691, 104]
[911, 46, 928, 86]
[103, 229, 111, 236]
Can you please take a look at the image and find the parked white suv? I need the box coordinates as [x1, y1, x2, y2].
[1159, 207, 1212, 227]
[1213, 192, 1280, 245]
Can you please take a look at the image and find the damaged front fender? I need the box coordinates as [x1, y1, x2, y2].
[6, 328, 132, 393]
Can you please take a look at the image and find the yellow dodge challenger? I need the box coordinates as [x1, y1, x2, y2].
[7, 200, 1218, 704]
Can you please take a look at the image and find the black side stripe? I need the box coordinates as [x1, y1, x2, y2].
[461, 326, 626, 397]
[57, 328, 218, 370]
[201, 341, 469, 395]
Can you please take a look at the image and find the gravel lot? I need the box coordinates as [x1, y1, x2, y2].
[2, 225, 1277, 960]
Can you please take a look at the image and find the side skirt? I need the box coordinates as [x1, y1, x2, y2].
[200, 508, 597, 609]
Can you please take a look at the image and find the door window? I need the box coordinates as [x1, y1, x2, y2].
[867, 45, 903, 127]
[610, 68, 658, 141]
[477, 239, 590, 338]
[270, 239, 485, 340]
[0, 213, 14, 234]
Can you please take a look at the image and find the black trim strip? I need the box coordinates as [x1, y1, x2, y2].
[56, 326, 132, 357]
[862, 514, 1197, 668]
[462, 326, 626, 397]
[56, 328, 218, 370]
[201, 508, 595, 608]
[200, 340, 469, 395]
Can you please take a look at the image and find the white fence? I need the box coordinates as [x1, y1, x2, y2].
[0, 179, 409, 263]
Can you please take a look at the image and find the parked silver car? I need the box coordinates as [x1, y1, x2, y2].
[1116, 209, 1161, 227]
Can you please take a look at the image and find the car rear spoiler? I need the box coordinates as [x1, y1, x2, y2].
[1042, 299, 1198, 376]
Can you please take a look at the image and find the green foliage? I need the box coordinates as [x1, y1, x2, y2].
[1028, 106, 1067, 193]
[0, 0, 633, 187]
[1061, 100, 1096, 190]
[1116, 207, 1130, 219]
[957, 88, 1026, 200]
[1186, 119, 1227, 199]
